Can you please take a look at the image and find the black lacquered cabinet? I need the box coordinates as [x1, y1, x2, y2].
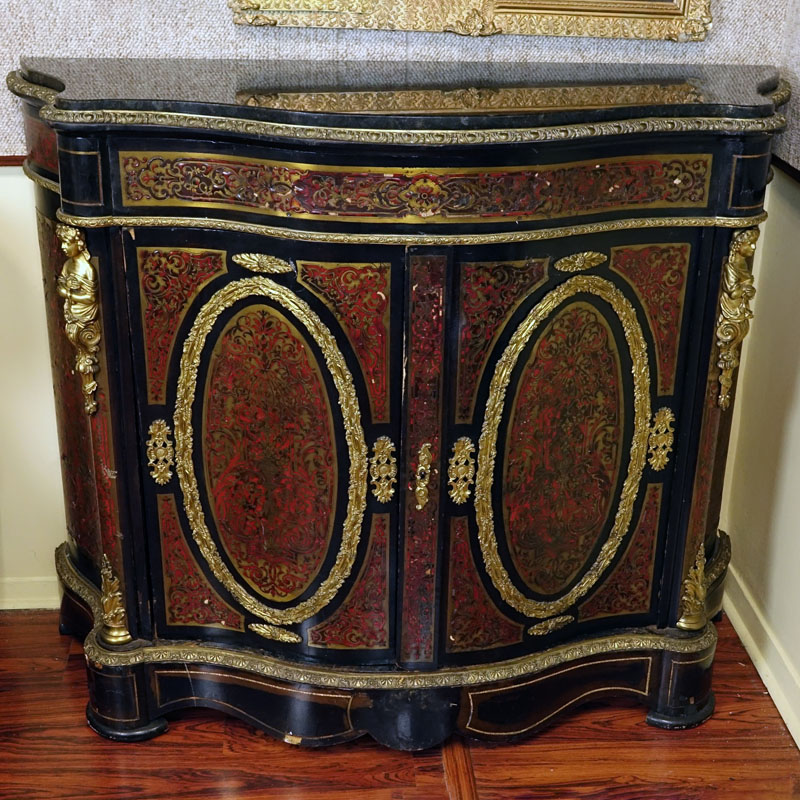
[9, 59, 787, 749]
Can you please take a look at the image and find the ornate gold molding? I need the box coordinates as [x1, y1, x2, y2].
[55, 224, 100, 415]
[704, 530, 731, 589]
[476, 276, 650, 619]
[249, 623, 302, 644]
[99, 554, 131, 646]
[677, 543, 707, 631]
[528, 615, 573, 636]
[237, 83, 705, 115]
[369, 436, 397, 503]
[232, 253, 294, 273]
[554, 251, 607, 272]
[174, 277, 367, 626]
[448, 437, 476, 505]
[22, 159, 60, 194]
[55, 210, 770, 248]
[146, 420, 174, 486]
[648, 407, 675, 471]
[716, 228, 760, 410]
[228, 0, 713, 42]
[414, 443, 434, 511]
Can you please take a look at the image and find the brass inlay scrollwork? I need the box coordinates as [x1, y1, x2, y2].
[146, 420, 174, 485]
[174, 277, 367, 626]
[476, 276, 651, 619]
[448, 437, 476, 504]
[55, 224, 100, 415]
[57, 542, 718, 690]
[232, 253, 294, 273]
[704, 530, 731, 589]
[677, 542, 707, 631]
[99, 553, 131, 646]
[716, 228, 760, 410]
[554, 251, 607, 272]
[369, 437, 397, 503]
[248, 623, 302, 644]
[648, 407, 675, 471]
[527, 615, 573, 636]
[414, 443, 434, 511]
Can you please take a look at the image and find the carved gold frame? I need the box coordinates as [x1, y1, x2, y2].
[228, 0, 712, 42]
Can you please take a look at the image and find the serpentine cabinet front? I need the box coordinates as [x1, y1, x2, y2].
[11, 60, 787, 750]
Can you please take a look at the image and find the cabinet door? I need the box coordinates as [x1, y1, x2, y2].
[426, 232, 707, 664]
[125, 229, 404, 664]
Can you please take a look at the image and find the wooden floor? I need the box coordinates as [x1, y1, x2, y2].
[0, 611, 798, 800]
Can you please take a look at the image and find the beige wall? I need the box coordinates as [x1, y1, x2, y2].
[720, 167, 800, 745]
[0, 169, 64, 608]
[0, 162, 798, 745]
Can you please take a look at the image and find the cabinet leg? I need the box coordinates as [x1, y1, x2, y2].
[646, 640, 716, 730]
[86, 703, 168, 742]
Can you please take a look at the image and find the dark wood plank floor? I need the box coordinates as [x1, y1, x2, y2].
[0, 611, 797, 800]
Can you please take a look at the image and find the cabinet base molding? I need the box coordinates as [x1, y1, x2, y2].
[57, 543, 718, 749]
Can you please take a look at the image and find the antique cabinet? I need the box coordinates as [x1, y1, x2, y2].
[8, 59, 788, 750]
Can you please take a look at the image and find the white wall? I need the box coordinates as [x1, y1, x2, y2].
[0, 168, 65, 608]
[720, 167, 800, 746]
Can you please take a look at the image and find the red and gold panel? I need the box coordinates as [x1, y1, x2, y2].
[36, 212, 102, 563]
[137, 248, 227, 404]
[610, 243, 691, 395]
[307, 514, 390, 649]
[120, 151, 712, 224]
[578, 484, 662, 620]
[400, 254, 446, 663]
[446, 518, 523, 653]
[503, 301, 624, 596]
[203, 304, 338, 603]
[157, 494, 243, 630]
[24, 113, 58, 173]
[456, 258, 549, 424]
[297, 261, 391, 423]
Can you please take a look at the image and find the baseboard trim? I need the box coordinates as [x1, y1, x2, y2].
[723, 564, 800, 748]
[0, 576, 61, 610]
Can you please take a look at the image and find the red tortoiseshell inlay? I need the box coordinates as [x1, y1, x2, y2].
[456, 258, 548, 423]
[36, 212, 102, 563]
[611, 243, 691, 395]
[120, 152, 712, 223]
[503, 301, 624, 597]
[579, 484, 662, 620]
[138, 249, 227, 404]
[297, 261, 391, 423]
[401, 254, 446, 663]
[157, 494, 243, 630]
[308, 514, 390, 649]
[24, 113, 58, 173]
[447, 517, 523, 652]
[204, 305, 338, 603]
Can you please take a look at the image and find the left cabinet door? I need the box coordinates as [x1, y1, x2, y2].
[123, 229, 404, 665]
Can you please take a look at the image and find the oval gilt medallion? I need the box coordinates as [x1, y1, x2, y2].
[204, 304, 337, 602]
[503, 301, 623, 596]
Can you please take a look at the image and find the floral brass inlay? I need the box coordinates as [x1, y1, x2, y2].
[554, 251, 607, 272]
[414, 443, 434, 511]
[527, 615, 573, 636]
[55, 224, 100, 415]
[475, 276, 651, 619]
[448, 437, 476, 504]
[648, 408, 675, 471]
[232, 253, 294, 273]
[716, 228, 760, 410]
[173, 276, 367, 626]
[99, 553, 131, 645]
[370, 437, 397, 503]
[249, 623, 302, 644]
[146, 420, 174, 485]
[677, 542, 707, 631]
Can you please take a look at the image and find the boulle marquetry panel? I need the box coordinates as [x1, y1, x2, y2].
[11, 59, 787, 751]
